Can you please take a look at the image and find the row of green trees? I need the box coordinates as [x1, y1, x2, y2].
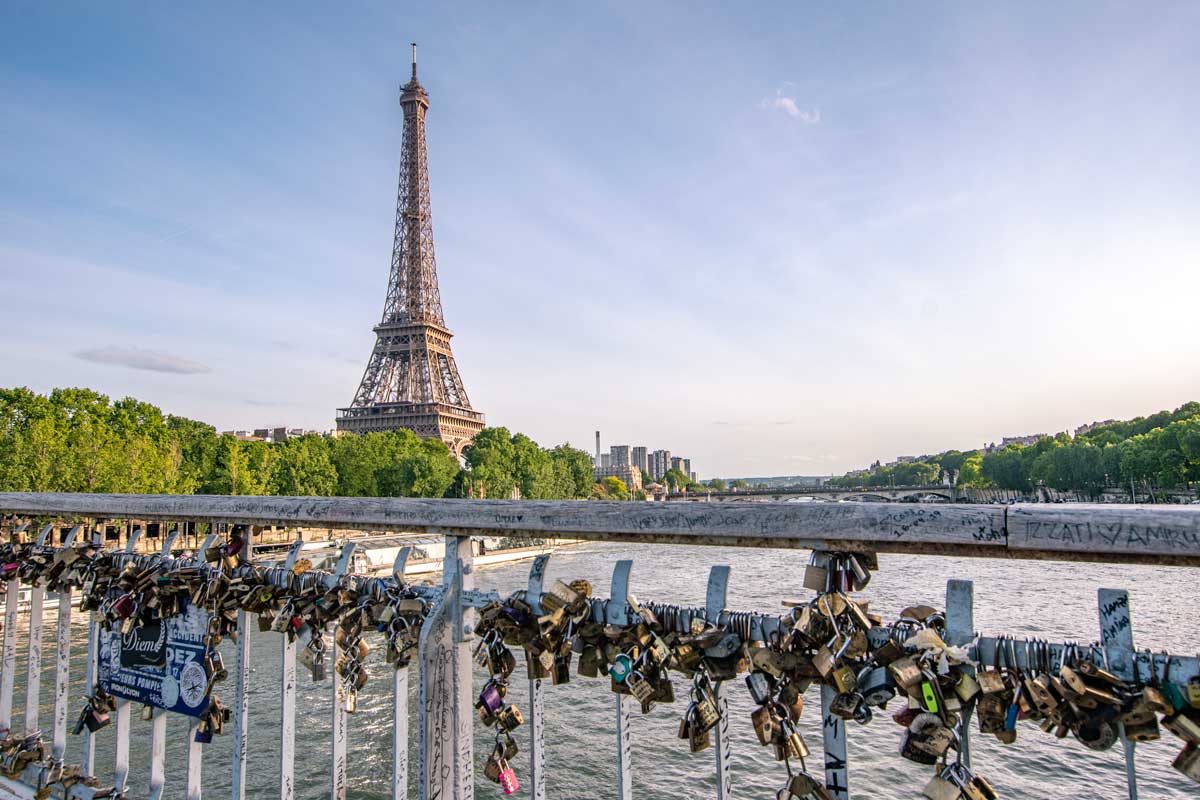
[0, 388, 597, 499]
[827, 402, 1200, 496]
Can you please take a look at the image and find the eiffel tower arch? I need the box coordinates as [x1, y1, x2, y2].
[336, 47, 485, 457]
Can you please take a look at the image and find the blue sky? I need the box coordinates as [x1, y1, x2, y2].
[2, 2, 1198, 477]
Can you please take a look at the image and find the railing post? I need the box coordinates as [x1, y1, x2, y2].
[113, 526, 143, 796]
[525, 554, 550, 800]
[280, 537, 305, 800]
[1098, 589, 1138, 800]
[944, 580, 975, 769]
[0, 522, 26, 737]
[608, 560, 634, 800]
[330, 542, 356, 800]
[80, 523, 103, 775]
[391, 547, 412, 800]
[150, 529, 179, 800]
[25, 524, 54, 735]
[706, 565, 733, 800]
[418, 534, 474, 800]
[811, 552, 848, 800]
[231, 525, 252, 800]
[51, 525, 82, 763]
[183, 525, 222, 800]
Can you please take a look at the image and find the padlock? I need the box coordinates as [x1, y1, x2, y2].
[609, 653, 633, 683]
[1173, 744, 1200, 784]
[746, 671, 774, 706]
[858, 666, 896, 707]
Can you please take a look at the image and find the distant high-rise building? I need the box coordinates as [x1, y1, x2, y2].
[632, 446, 649, 477]
[595, 431, 601, 466]
[611, 445, 632, 468]
[671, 456, 684, 473]
[601, 453, 612, 469]
[682, 458, 692, 478]
[650, 449, 671, 481]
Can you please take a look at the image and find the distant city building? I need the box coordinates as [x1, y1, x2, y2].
[885, 456, 918, 467]
[226, 426, 323, 444]
[986, 434, 1049, 452]
[611, 445, 632, 468]
[682, 458, 692, 478]
[671, 456, 683, 473]
[1075, 420, 1116, 437]
[651, 449, 671, 481]
[601, 453, 612, 469]
[631, 446, 649, 476]
[689, 471, 697, 483]
[593, 463, 643, 492]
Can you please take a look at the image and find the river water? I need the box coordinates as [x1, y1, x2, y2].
[10, 542, 1197, 799]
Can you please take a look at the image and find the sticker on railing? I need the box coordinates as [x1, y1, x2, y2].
[98, 602, 212, 718]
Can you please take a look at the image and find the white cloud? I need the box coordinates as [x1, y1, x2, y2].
[761, 90, 821, 124]
[75, 347, 211, 375]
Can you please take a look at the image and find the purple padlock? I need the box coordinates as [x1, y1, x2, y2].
[478, 682, 505, 716]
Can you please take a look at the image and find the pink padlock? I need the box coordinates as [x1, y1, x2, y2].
[498, 765, 519, 795]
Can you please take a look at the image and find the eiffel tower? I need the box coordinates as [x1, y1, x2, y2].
[336, 46, 485, 455]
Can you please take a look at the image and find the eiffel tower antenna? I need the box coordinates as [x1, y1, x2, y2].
[336, 52, 485, 455]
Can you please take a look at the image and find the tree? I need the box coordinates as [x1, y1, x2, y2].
[269, 435, 336, 496]
[463, 427, 518, 499]
[600, 476, 628, 499]
[706, 478, 727, 492]
[729, 479, 749, 490]
[661, 468, 689, 491]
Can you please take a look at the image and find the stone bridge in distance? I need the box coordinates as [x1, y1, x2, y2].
[667, 485, 957, 502]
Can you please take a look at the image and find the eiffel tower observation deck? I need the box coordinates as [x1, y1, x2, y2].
[337, 46, 485, 456]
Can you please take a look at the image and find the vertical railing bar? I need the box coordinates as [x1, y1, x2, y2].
[1098, 589, 1138, 800]
[231, 525, 252, 800]
[819, 684, 849, 800]
[51, 525, 81, 764]
[525, 554, 549, 800]
[80, 522, 103, 775]
[148, 707, 167, 800]
[0, 521, 24, 736]
[186, 717, 204, 800]
[112, 525, 142, 795]
[391, 548, 412, 800]
[608, 560, 634, 800]
[449, 535, 475, 800]
[280, 538, 305, 800]
[812, 552, 848, 800]
[24, 524, 54, 735]
[330, 542, 355, 800]
[148, 528, 179, 800]
[944, 580, 975, 769]
[706, 565, 732, 800]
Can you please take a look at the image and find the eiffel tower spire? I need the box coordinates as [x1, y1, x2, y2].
[336, 49, 485, 455]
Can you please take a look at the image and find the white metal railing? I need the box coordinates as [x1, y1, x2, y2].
[0, 495, 1197, 800]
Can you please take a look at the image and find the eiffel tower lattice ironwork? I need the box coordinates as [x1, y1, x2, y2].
[336, 46, 485, 455]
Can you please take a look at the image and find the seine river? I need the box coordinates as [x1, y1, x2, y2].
[12, 542, 1197, 799]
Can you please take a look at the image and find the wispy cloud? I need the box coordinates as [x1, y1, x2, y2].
[75, 346, 211, 375]
[761, 90, 821, 124]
